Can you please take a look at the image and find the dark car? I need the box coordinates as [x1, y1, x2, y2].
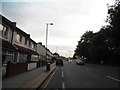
[56, 58, 63, 66]
[76, 59, 84, 65]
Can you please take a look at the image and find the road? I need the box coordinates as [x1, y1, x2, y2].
[39, 61, 120, 89]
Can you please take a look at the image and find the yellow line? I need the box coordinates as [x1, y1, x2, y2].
[43, 67, 58, 88]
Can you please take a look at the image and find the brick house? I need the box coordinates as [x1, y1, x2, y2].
[0, 14, 39, 77]
[1, 14, 54, 77]
[13, 27, 39, 63]
[0, 15, 17, 76]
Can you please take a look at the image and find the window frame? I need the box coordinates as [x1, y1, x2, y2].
[16, 33, 22, 43]
[0, 24, 9, 38]
[24, 38, 28, 46]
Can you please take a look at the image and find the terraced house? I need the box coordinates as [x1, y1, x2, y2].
[37, 42, 54, 67]
[13, 27, 39, 63]
[0, 15, 17, 76]
[0, 14, 50, 77]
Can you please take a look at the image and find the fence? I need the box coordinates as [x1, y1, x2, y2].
[6, 61, 28, 77]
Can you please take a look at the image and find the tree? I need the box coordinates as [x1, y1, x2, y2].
[106, 0, 120, 46]
[106, 0, 120, 64]
[74, 31, 94, 62]
[74, 0, 120, 65]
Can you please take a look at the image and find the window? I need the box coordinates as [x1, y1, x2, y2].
[31, 42, 35, 49]
[0, 24, 3, 31]
[2, 50, 14, 64]
[0, 24, 3, 35]
[19, 53, 27, 63]
[31, 55, 38, 61]
[29, 41, 31, 47]
[0, 24, 8, 38]
[16, 33, 22, 43]
[25, 38, 27, 45]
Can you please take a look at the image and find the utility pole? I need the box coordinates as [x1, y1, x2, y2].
[46, 23, 53, 62]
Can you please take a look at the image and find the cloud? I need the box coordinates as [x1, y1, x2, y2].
[1, 0, 115, 57]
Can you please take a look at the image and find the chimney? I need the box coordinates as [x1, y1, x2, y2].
[38, 42, 42, 45]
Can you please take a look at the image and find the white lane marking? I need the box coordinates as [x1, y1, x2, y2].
[107, 76, 120, 82]
[62, 82, 65, 88]
[62, 71, 64, 77]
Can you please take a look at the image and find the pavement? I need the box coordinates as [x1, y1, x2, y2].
[2, 63, 57, 89]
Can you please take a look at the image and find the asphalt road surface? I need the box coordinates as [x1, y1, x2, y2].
[40, 61, 120, 89]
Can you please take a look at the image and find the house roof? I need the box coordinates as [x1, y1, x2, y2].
[30, 38, 37, 44]
[1, 14, 30, 39]
[0, 14, 16, 29]
[1, 14, 37, 45]
[16, 27, 30, 38]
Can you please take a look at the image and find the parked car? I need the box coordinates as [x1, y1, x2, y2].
[56, 58, 64, 66]
[68, 60, 72, 63]
[76, 59, 84, 65]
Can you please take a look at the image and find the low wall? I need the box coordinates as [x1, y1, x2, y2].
[6, 61, 28, 77]
[27, 63, 37, 71]
[5, 61, 38, 77]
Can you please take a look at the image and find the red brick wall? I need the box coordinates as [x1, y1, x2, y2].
[6, 61, 28, 77]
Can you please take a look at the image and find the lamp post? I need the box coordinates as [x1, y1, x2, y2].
[46, 23, 53, 63]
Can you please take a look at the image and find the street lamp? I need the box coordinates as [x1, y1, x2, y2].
[46, 23, 53, 63]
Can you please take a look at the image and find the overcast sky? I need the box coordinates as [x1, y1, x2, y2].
[1, 0, 115, 57]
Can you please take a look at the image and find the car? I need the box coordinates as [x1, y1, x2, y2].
[76, 59, 84, 65]
[56, 58, 64, 66]
[68, 60, 72, 63]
